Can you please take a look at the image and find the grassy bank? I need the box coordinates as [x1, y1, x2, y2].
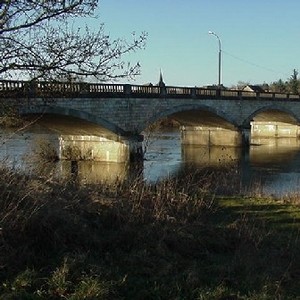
[1, 167, 300, 299]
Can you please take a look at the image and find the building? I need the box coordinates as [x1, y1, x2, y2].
[242, 85, 266, 93]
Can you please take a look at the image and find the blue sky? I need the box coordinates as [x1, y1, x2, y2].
[93, 0, 300, 87]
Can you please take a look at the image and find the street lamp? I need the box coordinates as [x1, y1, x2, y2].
[208, 30, 222, 87]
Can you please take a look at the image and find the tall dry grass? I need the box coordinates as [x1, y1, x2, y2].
[0, 163, 299, 299]
[0, 164, 218, 297]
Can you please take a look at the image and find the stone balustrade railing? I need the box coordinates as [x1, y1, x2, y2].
[0, 79, 299, 100]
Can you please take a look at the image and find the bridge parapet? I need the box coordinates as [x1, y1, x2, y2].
[1, 80, 300, 101]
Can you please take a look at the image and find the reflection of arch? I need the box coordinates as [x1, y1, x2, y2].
[142, 104, 239, 132]
[242, 105, 300, 128]
[20, 105, 126, 136]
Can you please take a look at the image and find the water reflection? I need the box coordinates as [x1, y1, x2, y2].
[1, 129, 300, 196]
[182, 145, 240, 166]
[0, 131, 129, 184]
[33, 160, 129, 184]
[144, 134, 300, 196]
[248, 139, 300, 196]
[250, 138, 300, 169]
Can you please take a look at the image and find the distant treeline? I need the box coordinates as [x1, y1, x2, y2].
[232, 69, 300, 94]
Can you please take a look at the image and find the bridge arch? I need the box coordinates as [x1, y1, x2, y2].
[20, 105, 127, 136]
[142, 103, 239, 132]
[19, 105, 144, 163]
[242, 104, 300, 128]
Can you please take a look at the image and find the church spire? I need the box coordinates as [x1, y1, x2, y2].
[158, 69, 165, 87]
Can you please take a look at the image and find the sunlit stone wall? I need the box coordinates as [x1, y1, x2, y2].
[251, 122, 300, 138]
[181, 126, 242, 146]
[59, 135, 131, 162]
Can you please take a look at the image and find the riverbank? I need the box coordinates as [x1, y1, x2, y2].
[1, 167, 300, 299]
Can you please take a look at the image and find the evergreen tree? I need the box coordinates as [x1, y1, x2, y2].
[288, 69, 299, 94]
[270, 79, 286, 93]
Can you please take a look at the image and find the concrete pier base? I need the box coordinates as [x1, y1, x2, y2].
[251, 121, 300, 138]
[58, 135, 144, 163]
[129, 142, 144, 162]
[241, 128, 251, 146]
[30, 130, 144, 163]
[181, 126, 242, 146]
[60, 135, 129, 162]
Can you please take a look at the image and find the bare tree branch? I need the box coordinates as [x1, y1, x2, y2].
[0, 0, 147, 81]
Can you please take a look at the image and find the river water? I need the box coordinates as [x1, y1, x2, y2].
[1, 129, 300, 198]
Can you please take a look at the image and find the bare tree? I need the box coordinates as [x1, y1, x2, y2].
[0, 0, 147, 81]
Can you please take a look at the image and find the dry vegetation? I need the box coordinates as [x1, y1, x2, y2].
[0, 165, 300, 299]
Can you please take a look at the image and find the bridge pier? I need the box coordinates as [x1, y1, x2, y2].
[241, 127, 251, 146]
[181, 126, 242, 146]
[128, 135, 144, 162]
[251, 121, 300, 138]
[59, 135, 129, 162]
[57, 134, 144, 163]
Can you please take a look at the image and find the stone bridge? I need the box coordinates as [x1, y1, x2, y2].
[1, 80, 300, 162]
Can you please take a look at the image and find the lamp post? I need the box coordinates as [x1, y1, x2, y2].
[208, 30, 222, 87]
